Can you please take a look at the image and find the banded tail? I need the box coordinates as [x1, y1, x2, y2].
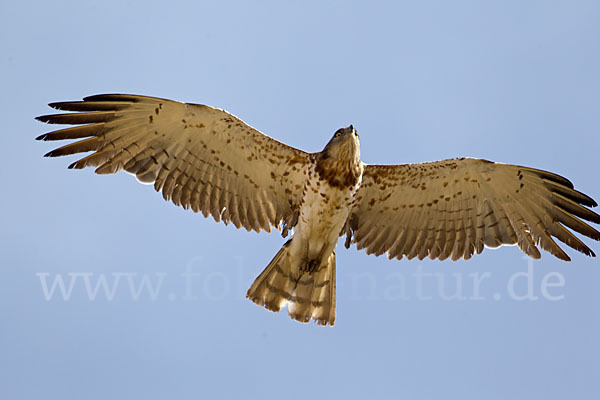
[246, 240, 337, 326]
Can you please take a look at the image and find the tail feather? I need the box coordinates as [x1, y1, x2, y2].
[247, 241, 336, 326]
[288, 253, 336, 325]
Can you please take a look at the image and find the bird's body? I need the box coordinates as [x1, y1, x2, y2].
[247, 127, 364, 324]
[292, 163, 355, 267]
[295, 129, 363, 266]
[37, 94, 600, 326]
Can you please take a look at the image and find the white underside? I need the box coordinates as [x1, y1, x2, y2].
[287, 166, 361, 271]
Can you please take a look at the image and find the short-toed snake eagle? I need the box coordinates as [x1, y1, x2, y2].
[37, 94, 599, 326]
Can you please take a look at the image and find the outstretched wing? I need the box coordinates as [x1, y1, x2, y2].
[37, 94, 310, 234]
[344, 158, 600, 261]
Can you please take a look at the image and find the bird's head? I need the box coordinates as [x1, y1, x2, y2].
[322, 125, 360, 162]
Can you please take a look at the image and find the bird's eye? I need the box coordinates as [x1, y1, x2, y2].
[334, 131, 342, 138]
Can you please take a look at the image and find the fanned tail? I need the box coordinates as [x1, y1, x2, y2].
[246, 241, 336, 326]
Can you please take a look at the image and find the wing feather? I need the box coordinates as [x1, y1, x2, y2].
[37, 94, 309, 234]
[346, 158, 599, 261]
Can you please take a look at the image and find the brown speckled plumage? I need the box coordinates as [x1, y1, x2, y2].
[37, 94, 600, 326]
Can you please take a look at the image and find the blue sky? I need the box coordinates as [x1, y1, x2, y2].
[2, 1, 599, 399]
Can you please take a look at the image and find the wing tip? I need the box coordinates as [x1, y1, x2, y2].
[48, 101, 66, 110]
[35, 115, 52, 124]
[538, 170, 574, 189]
[579, 193, 597, 208]
[82, 93, 141, 103]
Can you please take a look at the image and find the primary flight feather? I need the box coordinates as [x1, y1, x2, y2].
[37, 94, 600, 326]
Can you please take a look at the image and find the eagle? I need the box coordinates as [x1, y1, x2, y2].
[36, 94, 600, 326]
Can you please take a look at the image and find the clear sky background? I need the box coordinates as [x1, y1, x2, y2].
[1, 1, 599, 399]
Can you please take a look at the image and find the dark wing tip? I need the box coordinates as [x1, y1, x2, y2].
[48, 101, 88, 111]
[35, 115, 52, 123]
[544, 177, 598, 208]
[577, 191, 597, 208]
[537, 170, 574, 189]
[48, 102, 65, 110]
[82, 94, 141, 102]
[558, 252, 572, 262]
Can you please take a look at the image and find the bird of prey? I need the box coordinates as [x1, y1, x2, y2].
[37, 94, 600, 326]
